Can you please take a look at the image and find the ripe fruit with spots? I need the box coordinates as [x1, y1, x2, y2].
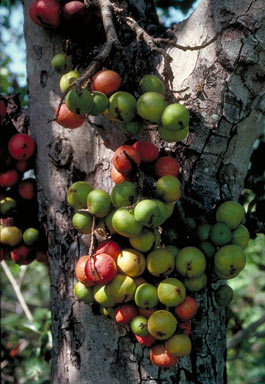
[85, 252, 117, 285]
[75, 255, 94, 287]
[67, 181, 93, 209]
[55, 102, 85, 129]
[110, 166, 131, 184]
[117, 248, 146, 277]
[165, 334, 192, 357]
[134, 283, 159, 310]
[150, 343, 179, 368]
[132, 141, 159, 163]
[95, 239, 121, 262]
[148, 310, 177, 340]
[112, 145, 141, 176]
[8, 133, 36, 161]
[111, 208, 143, 238]
[155, 156, 180, 178]
[214, 244, 246, 280]
[137, 92, 166, 123]
[174, 296, 198, 321]
[158, 278, 186, 307]
[147, 248, 175, 277]
[115, 303, 138, 325]
[29, 0, 61, 29]
[179, 320, 191, 336]
[175, 246, 206, 278]
[91, 70, 121, 96]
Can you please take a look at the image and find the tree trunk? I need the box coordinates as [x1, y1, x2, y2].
[23, 0, 264, 383]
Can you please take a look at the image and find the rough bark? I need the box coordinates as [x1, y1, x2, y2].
[23, 0, 264, 383]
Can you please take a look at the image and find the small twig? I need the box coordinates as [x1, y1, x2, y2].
[155, 33, 220, 52]
[227, 314, 265, 350]
[88, 216, 100, 281]
[125, 16, 173, 66]
[1, 261, 34, 322]
[88, 215, 96, 258]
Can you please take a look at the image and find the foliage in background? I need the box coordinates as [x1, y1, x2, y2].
[1, 261, 51, 384]
[227, 234, 265, 384]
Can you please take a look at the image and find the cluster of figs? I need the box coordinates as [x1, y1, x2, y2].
[29, 1, 190, 142]
[50, 51, 190, 142]
[0, 97, 47, 265]
[29, 0, 92, 31]
[28, 1, 250, 368]
[68, 134, 249, 367]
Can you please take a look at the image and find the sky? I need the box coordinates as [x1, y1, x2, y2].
[0, 1, 199, 89]
[0, 2, 26, 87]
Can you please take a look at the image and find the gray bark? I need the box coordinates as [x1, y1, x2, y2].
[23, 0, 264, 383]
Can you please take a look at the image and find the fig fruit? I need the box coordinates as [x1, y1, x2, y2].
[158, 278, 186, 307]
[137, 92, 166, 123]
[139, 75, 166, 95]
[148, 310, 177, 340]
[67, 181, 93, 209]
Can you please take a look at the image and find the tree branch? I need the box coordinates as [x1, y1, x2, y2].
[227, 314, 265, 349]
[1, 260, 34, 322]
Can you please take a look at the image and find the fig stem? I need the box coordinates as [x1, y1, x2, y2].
[88, 215, 100, 281]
